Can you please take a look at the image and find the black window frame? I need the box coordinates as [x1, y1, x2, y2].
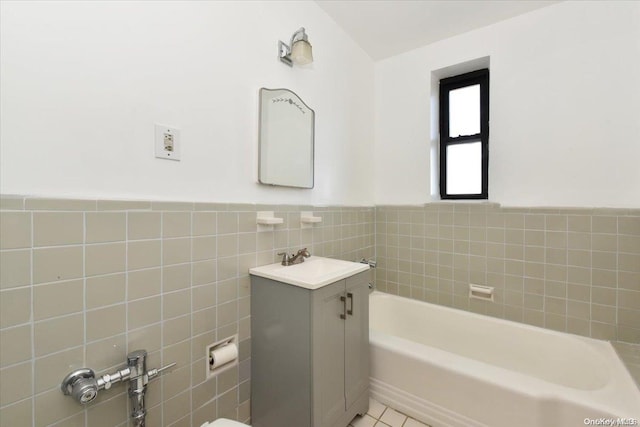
[439, 68, 489, 199]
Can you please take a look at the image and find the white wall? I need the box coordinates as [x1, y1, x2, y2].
[4, 1, 639, 208]
[374, 1, 640, 208]
[0, 1, 374, 205]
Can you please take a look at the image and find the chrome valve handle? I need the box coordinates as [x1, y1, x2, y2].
[61, 366, 133, 404]
[61, 368, 99, 404]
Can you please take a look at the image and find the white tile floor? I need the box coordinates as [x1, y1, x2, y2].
[349, 398, 432, 427]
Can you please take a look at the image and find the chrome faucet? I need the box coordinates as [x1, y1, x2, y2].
[277, 248, 311, 266]
[290, 248, 311, 264]
[61, 349, 175, 427]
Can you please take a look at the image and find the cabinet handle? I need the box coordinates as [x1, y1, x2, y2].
[340, 296, 346, 319]
[347, 293, 354, 316]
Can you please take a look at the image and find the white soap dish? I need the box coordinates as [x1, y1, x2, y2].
[469, 284, 494, 301]
[301, 211, 322, 227]
[256, 211, 284, 225]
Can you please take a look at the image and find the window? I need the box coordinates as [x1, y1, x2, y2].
[439, 69, 489, 199]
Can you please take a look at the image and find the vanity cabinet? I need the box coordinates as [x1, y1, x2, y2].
[250, 270, 369, 427]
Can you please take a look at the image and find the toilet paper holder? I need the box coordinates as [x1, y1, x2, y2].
[206, 334, 239, 379]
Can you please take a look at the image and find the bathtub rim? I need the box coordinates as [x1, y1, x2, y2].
[370, 291, 618, 351]
[369, 291, 640, 420]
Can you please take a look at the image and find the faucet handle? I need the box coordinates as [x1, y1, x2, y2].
[277, 252, 291, 266]
[296, 248, 311, 259]
[360, 258, 376, 268]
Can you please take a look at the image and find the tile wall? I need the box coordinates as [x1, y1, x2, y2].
[1, 196, 638, 426]
[375, 203, 640, 344]
[0, 196, 375, 427]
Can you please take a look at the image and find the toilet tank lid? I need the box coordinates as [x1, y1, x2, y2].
[201, 419, 249, 427]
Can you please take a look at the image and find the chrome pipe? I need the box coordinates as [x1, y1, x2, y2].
[127, 350, 148, 427]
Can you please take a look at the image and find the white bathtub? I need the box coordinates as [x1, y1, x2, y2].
[369, 292, 640, 427]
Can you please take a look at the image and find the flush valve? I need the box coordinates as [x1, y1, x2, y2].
[61, 349, 176, 426]
[61, 368, 100, 404]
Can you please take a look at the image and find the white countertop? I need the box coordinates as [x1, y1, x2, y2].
[249, 256, 369, 289]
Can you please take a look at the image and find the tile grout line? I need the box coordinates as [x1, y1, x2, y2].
[615, 216, 619, 341]
[159, 212, 166, 425]
[189, 211, 195, 427]
[30, 210, 35, 427]
[123, 211, 131, 423]
[82, 211, 88, 425]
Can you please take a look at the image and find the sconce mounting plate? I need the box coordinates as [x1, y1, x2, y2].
[279, 40, 293, 67]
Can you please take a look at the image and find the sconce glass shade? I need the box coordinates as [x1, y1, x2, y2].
[278, 27, 313, 67]
[291, 40, 313, 66]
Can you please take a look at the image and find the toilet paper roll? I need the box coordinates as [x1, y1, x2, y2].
[209, 343, 238, 370]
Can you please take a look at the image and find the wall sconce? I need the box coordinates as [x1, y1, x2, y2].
[278, 27, 313, 67]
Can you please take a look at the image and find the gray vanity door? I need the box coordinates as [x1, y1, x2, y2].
[313, 281, 347, 427]
[344, 273, 370, 409]
[251, 277, 312, 427]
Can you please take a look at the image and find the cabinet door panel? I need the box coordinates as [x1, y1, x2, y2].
[251, 278, 312, 427]
[312, 281, 346, 427]
[344, 273, 370, 409]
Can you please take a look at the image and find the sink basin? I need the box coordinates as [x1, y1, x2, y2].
[249, 256, 369, 289]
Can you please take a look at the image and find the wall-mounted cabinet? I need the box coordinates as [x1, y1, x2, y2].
[250, 265, 369, 427]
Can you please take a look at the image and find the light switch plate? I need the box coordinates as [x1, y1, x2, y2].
[155, 124, 180, 161]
